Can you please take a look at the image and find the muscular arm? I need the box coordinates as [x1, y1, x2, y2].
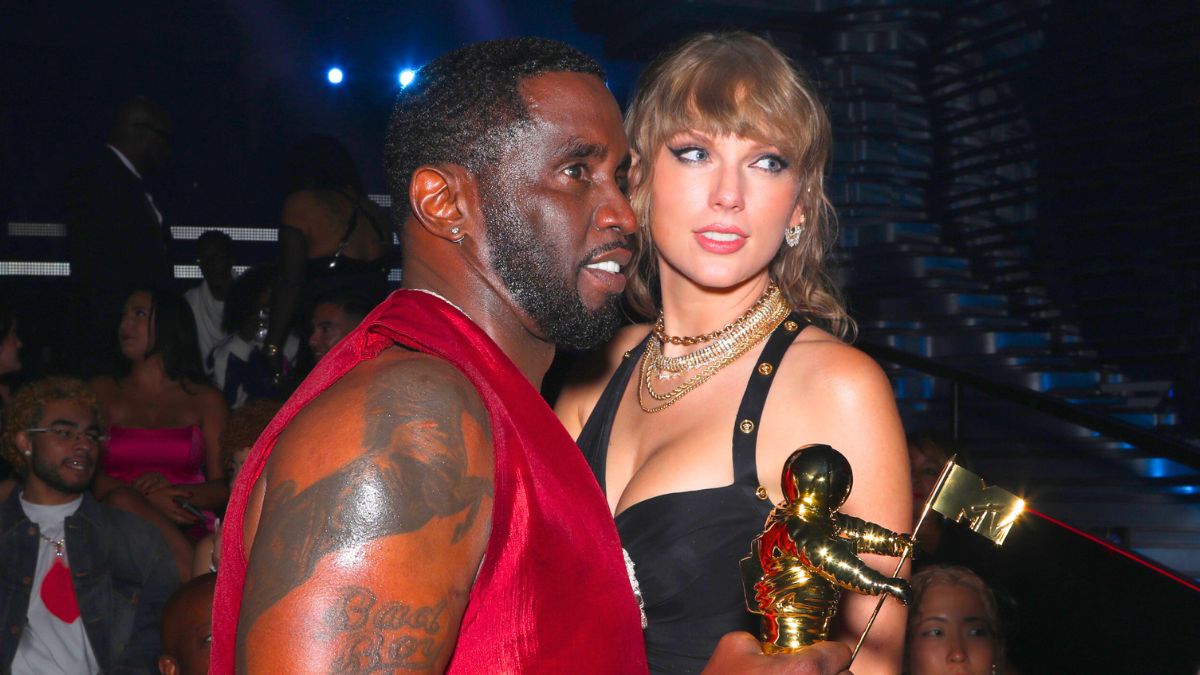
[237, 352, 494, 673]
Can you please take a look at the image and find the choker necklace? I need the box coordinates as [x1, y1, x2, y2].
[639, 284, 790, 413]
[654, 285, 781, 347]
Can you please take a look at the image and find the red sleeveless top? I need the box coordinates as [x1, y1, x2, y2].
[210, 290, 647, 673]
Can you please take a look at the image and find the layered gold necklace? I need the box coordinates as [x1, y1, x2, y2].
[638, 283, 790, 413]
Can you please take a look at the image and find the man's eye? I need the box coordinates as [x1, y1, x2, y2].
[563, 164, 587, 180]
[52, 429, 73, 440]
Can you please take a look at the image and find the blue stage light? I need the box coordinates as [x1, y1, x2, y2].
[399, 68, 417, 88]
[327, 67, 344, 85]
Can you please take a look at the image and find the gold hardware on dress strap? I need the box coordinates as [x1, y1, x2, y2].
[623, 350, 632, 359]
[755, 486, 769, 500]
[740, 419, 755, 434]
[757, 362, 774, 376]
[784, 320, 799, 332]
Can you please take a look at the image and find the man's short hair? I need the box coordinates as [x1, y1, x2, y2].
[384, 37, 605, 224]
[196, 230, 233, 254]
[312, 290, 374, 324]
[0, 377, 105, 476]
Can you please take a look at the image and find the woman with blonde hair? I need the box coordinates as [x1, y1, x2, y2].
[557, 32, 911, 672]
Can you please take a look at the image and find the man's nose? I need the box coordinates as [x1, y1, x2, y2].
[594, 196, 636, 235]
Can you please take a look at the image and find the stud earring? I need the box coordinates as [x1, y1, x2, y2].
[449, 226, 465, 244]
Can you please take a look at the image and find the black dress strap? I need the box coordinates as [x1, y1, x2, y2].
[731, 312, 808, 487]
[576, 337, 650, 494]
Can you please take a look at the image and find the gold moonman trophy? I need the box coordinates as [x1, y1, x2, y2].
[739, 444, 913, 654]
[740, 444, 1026, 663]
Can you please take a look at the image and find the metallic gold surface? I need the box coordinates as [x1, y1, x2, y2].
[741, 444, 912, 653]
[930, 464, 1025, 545]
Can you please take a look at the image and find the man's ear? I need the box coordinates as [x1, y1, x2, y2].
[14, 431, 32, 455]
[409, 165, 479, 245]
[158, 655, 178, 675]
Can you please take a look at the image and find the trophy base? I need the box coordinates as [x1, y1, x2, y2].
[758, 615, 828, 655]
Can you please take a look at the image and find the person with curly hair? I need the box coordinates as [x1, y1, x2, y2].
[0, 377, 179, 674]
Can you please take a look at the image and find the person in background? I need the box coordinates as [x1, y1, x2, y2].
[209, 266, 298, 408]
[307, 290, 373, 363]
[191, 398, 281, 578]
[90, 289, 228, 579]
[906, 565, 1008, 675]
[63, 96, 175, 377]
[262, 134, 392, 379]
[158, 573, 216, 675]
[0, 377, 179, 674]
[184, 230, 235, 372]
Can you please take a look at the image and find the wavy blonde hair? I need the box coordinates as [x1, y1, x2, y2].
[623, 32, 853, 339]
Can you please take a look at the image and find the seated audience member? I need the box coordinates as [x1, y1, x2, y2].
[191, 398, 281, 577]
[184, 230, 235, 372]
[91, 289, 229, 579]
[158, 573, 216, 675]
[209, 266, 298, 408]
[0, 377, 180, 674]
[307, 290, 373, 362]
[906, 565, 1007, 675]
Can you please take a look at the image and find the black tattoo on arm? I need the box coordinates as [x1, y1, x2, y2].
[325, 586, 453, 672]
[238, 362, 494, 670]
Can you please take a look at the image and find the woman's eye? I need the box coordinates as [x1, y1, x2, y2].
[922, 628, 944, 637]
[969, 626, 992, 638]
[751, 154, 789, 173]
[669, 146, 708, 163]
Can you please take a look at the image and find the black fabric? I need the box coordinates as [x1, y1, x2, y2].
[62, 148, 174, 376]
[577, 313, 806, 673]
[298, 193, 392, 323]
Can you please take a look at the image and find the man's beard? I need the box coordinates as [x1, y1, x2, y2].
[30, 450, 92, 495]
[481, 189, 623, 350]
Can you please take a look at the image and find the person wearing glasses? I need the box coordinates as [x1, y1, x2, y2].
[63, 96, 176, 378]
[0, 377, 179, 675]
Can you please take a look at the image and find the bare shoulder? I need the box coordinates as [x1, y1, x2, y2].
[554, 323, 651, 437]
[87, 375, 118, 402]
[783, 326, 894, 403]
[279, 190, 329, 233]
[191, 383, 228, 413]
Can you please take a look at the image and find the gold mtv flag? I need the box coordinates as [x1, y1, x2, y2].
[928, 461, 1025, 545]
[849, 457, 1025, 665]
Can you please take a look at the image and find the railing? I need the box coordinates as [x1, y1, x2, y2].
[858, 340, 1200, 470]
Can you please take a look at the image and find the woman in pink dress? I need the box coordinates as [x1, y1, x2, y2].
[91, 289, 229, 578]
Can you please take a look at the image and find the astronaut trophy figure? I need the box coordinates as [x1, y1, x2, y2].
[740, 444, 913, 653]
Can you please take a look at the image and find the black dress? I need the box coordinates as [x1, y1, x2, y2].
[577, 313, 807, 673]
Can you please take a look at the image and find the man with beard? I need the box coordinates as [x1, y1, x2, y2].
[0, 377, 179, 674]
[212, 38, 851, 674]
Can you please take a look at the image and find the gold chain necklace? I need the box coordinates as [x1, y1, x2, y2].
[651, 284, 784, 377]
[653, 284, 780, 346]
[638, 288, 790, 413]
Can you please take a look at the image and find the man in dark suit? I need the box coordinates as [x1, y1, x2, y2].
[63, 96, 174, 376]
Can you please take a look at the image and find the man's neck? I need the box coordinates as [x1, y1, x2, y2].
[403, 263, 555, 388]
[21, 480, 85, 507]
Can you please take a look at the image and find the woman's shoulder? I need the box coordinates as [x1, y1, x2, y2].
[780, 325, 893, 401]
[553, 322, 652, 436]
[88, 375, 120, 401]
[281, 189, 343, 232]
